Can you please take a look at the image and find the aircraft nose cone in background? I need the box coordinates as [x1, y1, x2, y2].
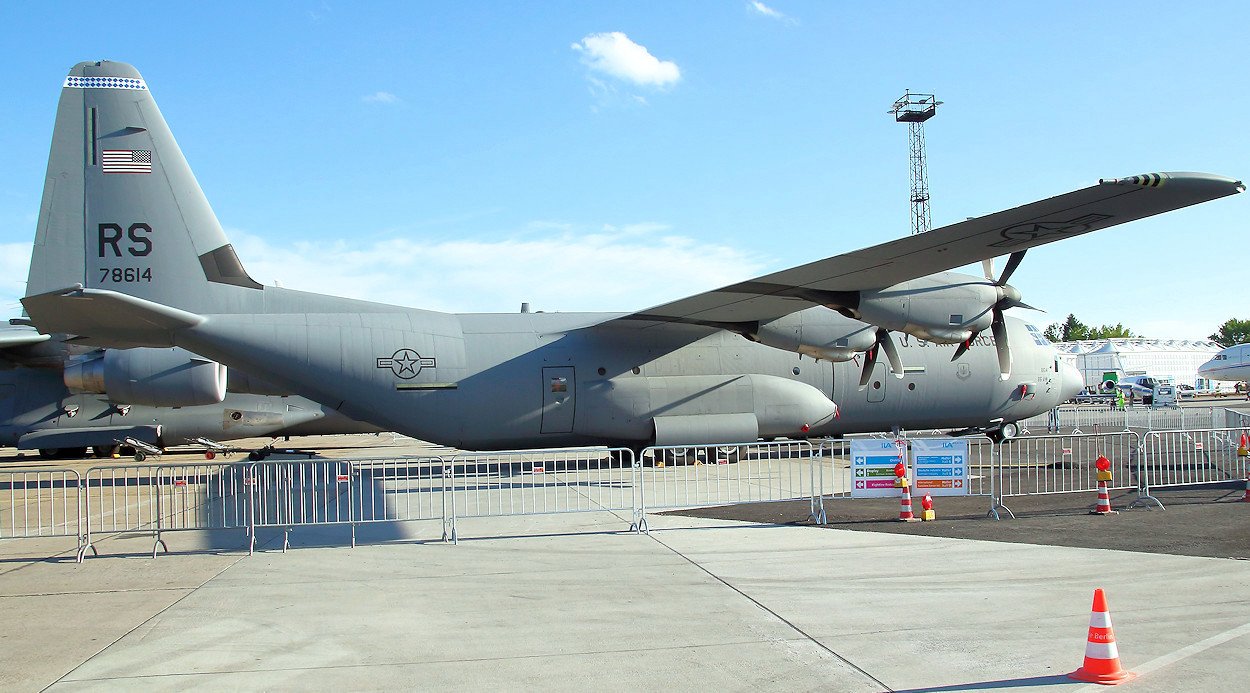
[1197, 357, 1217, 380]
[1059, 361, 1083, 402]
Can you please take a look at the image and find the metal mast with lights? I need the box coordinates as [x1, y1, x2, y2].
[889, 91, 941, 235]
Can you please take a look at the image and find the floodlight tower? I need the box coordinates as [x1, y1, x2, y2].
[889, 91, 941, 235]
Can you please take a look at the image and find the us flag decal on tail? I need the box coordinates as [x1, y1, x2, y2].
[102, 149, 152, 174]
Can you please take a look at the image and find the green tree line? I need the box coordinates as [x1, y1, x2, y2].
[1041, 314, 1137, 342]
[1041, 315, 1250, 346]
[1209, 318, 1250, 347]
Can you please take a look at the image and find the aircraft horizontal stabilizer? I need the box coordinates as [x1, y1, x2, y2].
[21, 286, 204, 349]
[0, 325, 51, 349]
[620, 172, 1243, 327]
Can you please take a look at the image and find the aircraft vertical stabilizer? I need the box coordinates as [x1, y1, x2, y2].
[26, 61, 260, 313]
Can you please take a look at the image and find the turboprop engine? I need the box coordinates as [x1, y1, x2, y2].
[63, 347, 227, 407]
[855, 272, 1004, 344]
[749, 309, 878, 362]
[831, 251, 1035, 381]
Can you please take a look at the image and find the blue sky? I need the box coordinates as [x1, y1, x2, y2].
[1, 2, 1245, 340]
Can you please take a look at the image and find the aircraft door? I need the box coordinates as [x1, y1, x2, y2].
[540, 366, 576, 434]
[866, 363, 887, 403]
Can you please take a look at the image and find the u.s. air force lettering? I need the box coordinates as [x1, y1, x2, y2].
[377, 349, 436, 379]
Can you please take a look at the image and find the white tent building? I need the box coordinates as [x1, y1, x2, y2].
[1055, 339, 1225, 390]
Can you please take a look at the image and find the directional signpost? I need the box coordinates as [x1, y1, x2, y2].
[910, 438, 969, 496]
[850, 438, 909, 498]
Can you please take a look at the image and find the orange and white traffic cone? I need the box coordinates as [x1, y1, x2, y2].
[898, 484, 916, 521]
[1091, 456, 1115, 515]
[1090, 480, 1114, 515]
[1239, 435, 1250, 502]
[1070, 588, 1137, 685]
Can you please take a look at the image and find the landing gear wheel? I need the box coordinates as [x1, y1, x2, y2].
[711, 445, 742, 464]
[38, 448, 60, 460]
[660, 448, 692, 466]
[988, 422, 1019, 443]
[92, 445, 120, 458]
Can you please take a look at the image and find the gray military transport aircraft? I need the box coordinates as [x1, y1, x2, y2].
[18, 61, 1245, 452]
[0, 323, 379, 459]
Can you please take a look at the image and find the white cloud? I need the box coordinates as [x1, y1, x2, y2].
[748, 2, 796, 23]
[228, 224, 765, 314]
[572, 32, 680, 88]
[363, 91, 399, 104]
[0, 242, 31, 318]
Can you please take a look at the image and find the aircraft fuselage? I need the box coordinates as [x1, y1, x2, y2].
[169, 294, 1072, 450]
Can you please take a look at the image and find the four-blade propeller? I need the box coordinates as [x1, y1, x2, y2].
[951, 249, 1036, 380]
[858, 327, 903, 389]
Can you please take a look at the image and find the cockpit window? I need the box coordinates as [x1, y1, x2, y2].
[1024, 323, 1050, 346]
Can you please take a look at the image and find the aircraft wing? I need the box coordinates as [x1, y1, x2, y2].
[619, 172, 1243, 328]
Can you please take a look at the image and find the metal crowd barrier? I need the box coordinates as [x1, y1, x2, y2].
[248, 460, 356, 552]
[639, 441, 820, 524]
[0, 467, 88, 560]
[990, 431, 1140, 518]
[1138, 427, 1250, 506]
[150, 462, 251, 555]
[9, 424, 1249, 559]
[1018, 406, 1217, 435]
[83, 463, 252, 559]
[449, 448, 641, 536]
[1217, 407, 1250, 429]
[352, 456, 455, 542]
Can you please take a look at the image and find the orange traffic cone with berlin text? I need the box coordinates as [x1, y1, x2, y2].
[1069, 588, 1136, 685]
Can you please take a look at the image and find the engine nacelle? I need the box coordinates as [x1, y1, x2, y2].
[64, 347, 227, 407]
[854, 272, 1000, 343]
[577, 373, 838, 445]
[752, 309, 877, 361]
[226, 370, 292, 396]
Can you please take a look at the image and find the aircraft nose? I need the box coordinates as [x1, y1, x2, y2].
[1059, 361, 1083, 402]
[1197, 358, 1217, 380]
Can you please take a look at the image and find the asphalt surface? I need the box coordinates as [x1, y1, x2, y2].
[2, 433, 1249, 691]
[669, 482, 1250, 559]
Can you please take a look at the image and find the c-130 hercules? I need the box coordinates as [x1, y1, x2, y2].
[19, 62, 1244, 451]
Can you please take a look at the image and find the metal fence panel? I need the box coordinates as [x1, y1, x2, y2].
[1141, 428, 1249, 494]
[448, 448, 638, 522]
[351, 456, 448, 523]
[639, 441, 817, 514]
[1019, 406, 1220, 435]
[153, 463, 251, 533]
[1217, 407, 1250, 429]
[84, 465, 162, 537]
[995, 431, 1140, 496]
[0, 468, 84, 556]
[249, 460, 355, 529]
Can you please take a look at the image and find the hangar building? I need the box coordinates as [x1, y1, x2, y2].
[1055, 338, 1225, 390]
